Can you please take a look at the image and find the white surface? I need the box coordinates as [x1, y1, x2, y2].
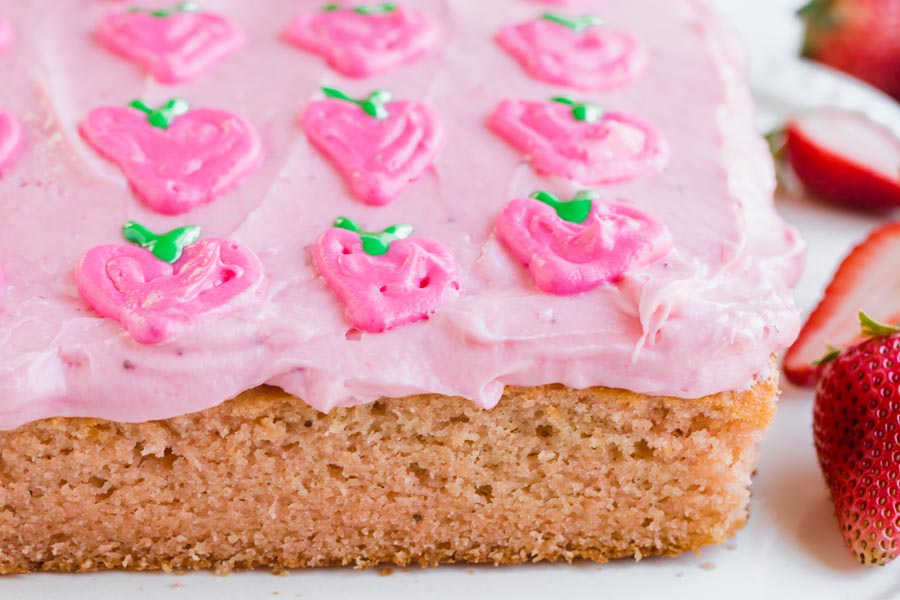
[5, 1, 900, 598]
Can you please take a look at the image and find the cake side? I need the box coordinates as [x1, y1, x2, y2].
[0, 379, 776, 574]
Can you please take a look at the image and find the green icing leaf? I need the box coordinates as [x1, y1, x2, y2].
[551, 96, 603, 123]
[530, 190, 596, 224]
[541, 13, 603, 32]
[122, 221, 201, 264]
[129, 98, 190, 129]
[334, 218, 412, 256]
[321, 87, 391, 119]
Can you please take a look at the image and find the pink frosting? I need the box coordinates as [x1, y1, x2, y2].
[301, 96, 443, 206]
[497, 16, 646, 90]
[79, 105, 263, 215]
[496, 197, 673, 295]
[0, 111, 22, 173]
[75, 239, 266, 345]
[0, 0, 802, 429]
[286, 6, 440, 78]
[313, 227, 463, 333]
[96, 9, 243, 84]
[0, 17, 13, 50]
[490, 99, 669, 184]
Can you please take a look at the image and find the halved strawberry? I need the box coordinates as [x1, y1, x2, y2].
[784, 221, 900, 386]
[785, 108, 900, 210]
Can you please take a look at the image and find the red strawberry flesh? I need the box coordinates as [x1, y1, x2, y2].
[785, 222, 900, 386]
[786, 108, 900, 210]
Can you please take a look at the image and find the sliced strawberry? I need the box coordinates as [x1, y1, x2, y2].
[785, 221, 900, 386]
[785, 108, 900, 210]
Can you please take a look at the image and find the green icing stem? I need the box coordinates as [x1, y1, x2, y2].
[530, 191, 597, 224]
[123, 221, 201, 264]
[129, 98, 190, 129]
[322, 3, 398, 14]
[322, 87, 391, 119]
[334, 217, 412, 256]
[130, 2, 198, 17]
[541, 13, 603, 32]
[551, 96, 604, 123]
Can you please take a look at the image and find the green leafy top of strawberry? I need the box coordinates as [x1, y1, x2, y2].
[816, 312, 900, 366]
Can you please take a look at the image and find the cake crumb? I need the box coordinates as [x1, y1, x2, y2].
[170, 582, 181, 589]
[380, 567, 394, 577]
[725, 542, 738, 551]
[699, 561, 716, 571]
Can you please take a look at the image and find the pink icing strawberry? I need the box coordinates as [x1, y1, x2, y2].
[0, 110, 23, 173]
[79, 98, 262, 215]
[301, 87, 443, 206]
[490, 97, 668, 184]
[495, 191, 672, 295]
[75, 221, 266, 344]
[286, 3, 439, 78]
[312, 217, 462, 333]
[96, 2, 243, 84]
[0, 17, 13, 50]
[497, 13, 646, 90]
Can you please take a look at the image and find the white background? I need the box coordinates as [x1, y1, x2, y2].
[5, 1, 900, 598]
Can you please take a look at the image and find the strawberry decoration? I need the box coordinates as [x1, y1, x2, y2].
[0, 110, 23, 174]
[785, 222, 900, 386]
[75, 221, 266, 344]
[490, 97, 668, 184]
[799, 0, 900, 102]
[779, 108, 900, 210]
[496, 12, 646, 90]
[96, 2, 244, 84]
[495, 190, 672, 295]
[813, 313, 900, 566]
[301, 87, 443, 206]
[286, 3, 439, 78]
[0, 17, 13, 51]
[312, 217, 462, 333]
[79, 98, 263, 215]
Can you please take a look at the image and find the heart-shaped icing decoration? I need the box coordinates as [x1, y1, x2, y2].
[495, 191, 673, 295]
[286, 3, 439, 77]
[497, 13, 645, 90]
[0, 17, 14, 50]
[312, 218, 463, 333]
[79, 99, 263, 215]
[96, 4, 244, 83]
[489, 98, 668, 184]
[301, 88, 443, 206]
[0, 111, 23, 173]
[76, 234, 266, 344]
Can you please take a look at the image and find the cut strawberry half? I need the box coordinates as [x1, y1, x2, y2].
[785, 107, 900, 210]
[785, 221, 900, 386]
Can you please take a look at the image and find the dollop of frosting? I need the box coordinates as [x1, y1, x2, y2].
[0, 110, 22, 173]
[490, 98, 669, 184]
[75, 234, 266, 345]
[286, 4, 440, 77]
[0, 17, 13, 50]
[497, 13, 645, 90]
[313, 218, 463, 333]
[301, 88, 443, 206]
[96, 5, 244, 83]
[79, 100, 263, 215]
[496, 192, 673, 295]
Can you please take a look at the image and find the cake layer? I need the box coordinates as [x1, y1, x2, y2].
[0, 381, 776, 573]
[0, 0, 802, 428]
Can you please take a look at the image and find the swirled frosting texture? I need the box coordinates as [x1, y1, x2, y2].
[0, 0, 802, 429]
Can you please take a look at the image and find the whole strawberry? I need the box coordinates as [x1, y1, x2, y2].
[799, 0, 900, 101]
[814, 313, 900, 566]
